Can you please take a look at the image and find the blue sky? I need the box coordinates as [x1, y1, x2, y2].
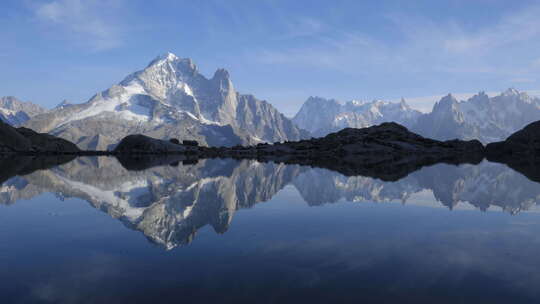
[1, 0, 540, 115]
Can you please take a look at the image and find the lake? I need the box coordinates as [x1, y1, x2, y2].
[1, 156, 540, 303]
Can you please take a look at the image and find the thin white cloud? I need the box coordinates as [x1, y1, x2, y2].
[510, 78, 536, 84]
[32, 0, 125, 51]
[442, 7, 540, 54]
[250, 3, 540, 79]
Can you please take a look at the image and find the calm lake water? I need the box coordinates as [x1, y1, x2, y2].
[2, 157, 540, 303]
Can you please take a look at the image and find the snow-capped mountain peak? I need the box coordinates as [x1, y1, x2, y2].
[24, 53, 307, 150]
[413, 88, 540, 143]
[502, 87, 520, 96]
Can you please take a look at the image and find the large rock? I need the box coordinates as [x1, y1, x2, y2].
[114, 134, 191, 154]
[0, 121, 80, 153]
[16, 127, 80, 153]
[486, 120, 540, 158]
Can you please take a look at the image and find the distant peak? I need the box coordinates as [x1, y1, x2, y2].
[348, 99, 367, 106]
[213, 68, 230, 80]
[143, 52, 198, 76]
[157, 52, 179, 61]
[399, 97, 410, 109]
[147, 52, 194, 67]
[306, 96, 341, 106]
[502, 88, 520, 96]
[55, 99, 72, 109]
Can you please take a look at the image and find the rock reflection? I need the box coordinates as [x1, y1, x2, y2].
[1, 155, 540, 249]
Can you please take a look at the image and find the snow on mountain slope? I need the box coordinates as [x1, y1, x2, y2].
[24, 53, 308, 149]
[413, 89, 540, 143]
[0, 96, 46, 126]
[294, 88, 540, 143]
[293, 96, 421, 137]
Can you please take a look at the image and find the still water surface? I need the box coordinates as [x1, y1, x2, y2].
[1, 157, 540, 303]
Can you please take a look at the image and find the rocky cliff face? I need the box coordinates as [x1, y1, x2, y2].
[24, 53, 308, 150]
[0, 96, 46, 126]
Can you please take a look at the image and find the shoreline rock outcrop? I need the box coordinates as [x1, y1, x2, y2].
[486, 121, 540, 159]
[114, 134, 198, 154]
[0, 121, 80, 153]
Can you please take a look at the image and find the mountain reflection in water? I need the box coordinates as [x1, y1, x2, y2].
[1, 155, 540, 250]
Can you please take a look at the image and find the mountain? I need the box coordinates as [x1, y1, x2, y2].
[0, 96, 46, 126]
[24, 53, 308, 150]
[293, 89, 540, 143]
[412, 89, 540, 143]
[293, 96, 422, 137]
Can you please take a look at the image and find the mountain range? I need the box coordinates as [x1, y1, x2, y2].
[293, 97, 422, 137]
[294, 88, 540, 143]
[2, 53, 540, 147]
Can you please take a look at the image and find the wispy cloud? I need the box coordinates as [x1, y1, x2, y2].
[250, 3, 540, 80]
[31, 0, 125, 51]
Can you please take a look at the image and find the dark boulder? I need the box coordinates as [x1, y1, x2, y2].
[16, 127, 80, 153]
[183, 140, 199, 146]
[115, 135, 187, 154]
[0, 121, 80, 153]
[486, 121, 540, 159]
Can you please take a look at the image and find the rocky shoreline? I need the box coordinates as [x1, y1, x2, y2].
[2, 121, 540, 182]
[1, 121, 539, 178]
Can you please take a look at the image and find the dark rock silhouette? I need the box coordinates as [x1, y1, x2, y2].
[200, 122, 485, 180]
[486, 121, 540, 182]
[182, 140, 199, 146]
[0, 121, 80, 153]
[0, 155, 76, 184]
[114, 134, 195, 154]
[487, 121, 540, 158]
